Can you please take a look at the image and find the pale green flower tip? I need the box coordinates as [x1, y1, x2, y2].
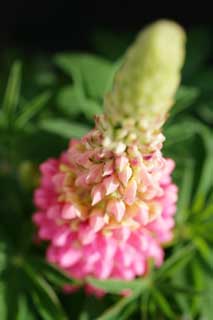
[105, 20, 186, 118]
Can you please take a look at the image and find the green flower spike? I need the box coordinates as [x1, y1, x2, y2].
[98, 20, 186, 154]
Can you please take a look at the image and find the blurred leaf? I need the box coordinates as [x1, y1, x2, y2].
[54, 53, 117, 99]
[17, 294, 36, 320]
[197, 100, 213, 125]
[177, 158, 195, 223]
[152, 288, 176, 319]
[171, 86, 199, 118]
[0, 281, 7, 319]
[183, 27, 211, 80]
[91, 29, 133, 60]
[194, 237, 211, 265]
[97, 289, 141, 320]
[164, 118, 200, 145]
[39, 118, 90, 138]
[23, 263, 68, 320]
[57, 85, 102, 119]
[156, 244, 195, 279]
[2, 61, 22, 119]
[193, 134, 213, 212]
[190, 68, 213, 94]
[29, 256, 81, 287]
[16, 91, 51, 127]
[87, 277, 148, 294]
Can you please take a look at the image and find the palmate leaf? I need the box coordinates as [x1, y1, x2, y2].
[54, 53, 117, 100]
[57, 85, 102, 120]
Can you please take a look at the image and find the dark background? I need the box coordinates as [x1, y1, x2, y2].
[0, 1, 212, 53]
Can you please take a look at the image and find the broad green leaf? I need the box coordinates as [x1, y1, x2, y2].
[57, 85, 102, 119]
[171, 86, 199, 118]
[152, 288, 176, 319]
[87, 277, 149, 294]
[23, 263, 67, 320]
[16, 91, 51, 127]
[54, 53, 116, 99]
[2, 61, 22, 118]
[39, 118, 90, 138]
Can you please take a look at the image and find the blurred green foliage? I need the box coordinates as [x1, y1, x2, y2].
[0, 26, 213, 319]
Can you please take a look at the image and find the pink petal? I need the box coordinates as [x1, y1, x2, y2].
[123, 180, 137, 205]
[103, 176, 119, 196]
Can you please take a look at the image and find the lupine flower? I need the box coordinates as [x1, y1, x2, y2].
[33, 20, 185, 295]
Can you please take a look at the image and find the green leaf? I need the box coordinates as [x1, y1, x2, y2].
[23, 263, 68, 320]
[171, 86, 199, 118]
[87, 277, 149, 295]
[194, 237, 211, 265]
[193, 133, 213, 212]
[2, 61, 22, 118]
[176, 158, 195, 223]
[97, 289, 141, 320]
[16, 91, 51, 127]
[200, 271, 213, 319]
[29, 256, 81, 287]
[156, 244, 195, 279]
[152, 288, 176, 319]
[164, 118, 198, 146]
[190, 68, 213, 94]
[54, 53, 116, 99]
[183, 27, 211, 80]
[39, 118, 90, 138]
[0, 281, 7, 320]
[17, 294, 36, 320]
[197, 100, 213, 125]
[57, 85, 102, 119]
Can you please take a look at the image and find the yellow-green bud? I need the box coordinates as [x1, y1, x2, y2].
[101, 20, 186, 153]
